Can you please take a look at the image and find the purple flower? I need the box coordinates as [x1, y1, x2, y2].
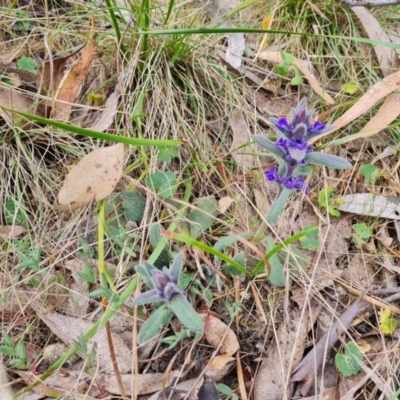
[264, 166, 308, 193]
[265, 166, 280, 182]
[269, 98, 334, 141]
[281, 176, 308, 193]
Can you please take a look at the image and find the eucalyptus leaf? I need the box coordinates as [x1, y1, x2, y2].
[252, 135, 285, 159]
[168, 294, 203, 332]
[305, 153, 352, 169]
[137, 305, 173, 345]
[187, 196, 217, 239]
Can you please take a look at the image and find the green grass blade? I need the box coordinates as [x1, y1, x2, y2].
[253, 226, 319, 276]
[163, 231, 248, 275]
[4, 109, 182, 147]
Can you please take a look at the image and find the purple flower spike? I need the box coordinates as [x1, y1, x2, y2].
[269, 98, 334, 143]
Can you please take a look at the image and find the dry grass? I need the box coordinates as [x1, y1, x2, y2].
[1, 0, 400, 399]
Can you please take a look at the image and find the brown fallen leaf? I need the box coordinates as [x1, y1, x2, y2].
[217, 196, 235, 214]
[37, 44, 86, 95]
[351, 7, 399, 76]
[209, 355, 235, 370]
[0, 82, 46, 126]
[29, 303, 133, 374]
[52, 42, 96, 121]
[253, 302, 321, 400]
[199, 314, 239, 356]
[145, 377, 204, 400]
[0, 225, 27, 242]
[102, 370, 181, 395]
[57, 143, 124, 211]
[63, 259, 90, 316]
[291, 293, 370, 396]
[230, 109, 254, 172]
[257, 50, 335, 104]
[91, 87, 119, 131]
[15, 370, 100, 399]
[309, 70, 400, 144]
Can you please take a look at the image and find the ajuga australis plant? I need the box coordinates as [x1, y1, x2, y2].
[132, 253, 204, 332]
[253, 98, 352, 225]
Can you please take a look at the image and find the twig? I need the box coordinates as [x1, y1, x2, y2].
[336, 0, 400, 6]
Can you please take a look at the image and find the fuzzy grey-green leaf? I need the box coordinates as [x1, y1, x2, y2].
[168, 294, 203, 332]
[252, 135, 286, 159]
[305, 153, 352, 169]
[137, 305, 173, 345]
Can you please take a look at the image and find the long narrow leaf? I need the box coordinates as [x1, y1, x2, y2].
[3, 108, 182, 147]
[163, 231, 248, 275]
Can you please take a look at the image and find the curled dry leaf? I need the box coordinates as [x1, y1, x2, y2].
[57, 143, 124, 211]
[199, 313, 239, 356]
[52, 42, 96, 122]
[351, 7, 399, 76]
[309, 70, 400, 144]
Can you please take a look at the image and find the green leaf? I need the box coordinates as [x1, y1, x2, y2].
[266, 237, 285, 286]
[299, 225, 320, 250]
[4, 109, 182, 147]
[136, 261, 158, 289]
[213, 233, 251, 252]
[352, 223, 371, 246]
[281, 52, 294, 63]
[341, 83, 359, 94]
[0, 346, 15, 356]
[252, 135, 285, 159]
[17, 57, 37, 74]
[15, 340, 26, 361]
[157, 146, 178, 163]
[221, 252, 246, 281]
[137, 304, 173, 345]
[335, 342, 362, 377]
[149, 223, 171, 267]
[4, 198, 26, 225]
[168, 294, 203, 332]
[318, 187, 342, 217]
[274, 64, 290, 76]
[359, 164, 378, 182]
[217, 383, 234, 395]
[121, 189, 146, 223]
[305, 153, 352, 169]
[147, 171, 177, 199]
[278, 245, 309, 272]
[187, 196, 217, 239]
[290, 66, 304, 86]
[266, 188, 292, 225]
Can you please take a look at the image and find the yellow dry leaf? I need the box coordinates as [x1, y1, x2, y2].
[261, 14, 274, 49]
[379, 308, 398, 335]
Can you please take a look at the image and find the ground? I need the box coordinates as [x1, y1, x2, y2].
[1, 0, 400, 399]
